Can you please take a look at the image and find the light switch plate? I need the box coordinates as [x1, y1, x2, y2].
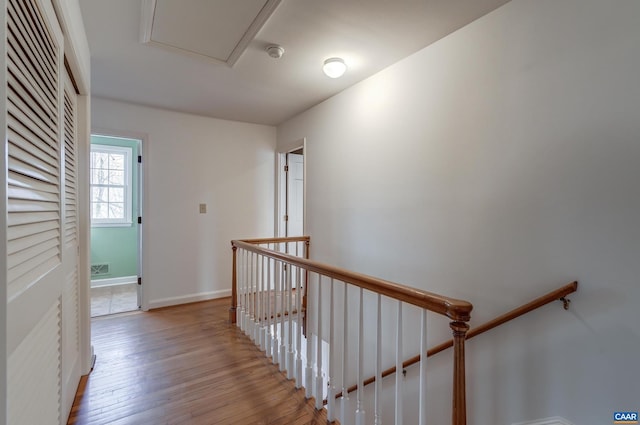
[199, 203, 207, 214]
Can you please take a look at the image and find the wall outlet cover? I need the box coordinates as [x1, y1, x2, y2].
[512, 417, 575, 425]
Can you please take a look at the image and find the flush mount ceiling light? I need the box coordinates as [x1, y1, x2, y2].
[323, 57, 347, 78]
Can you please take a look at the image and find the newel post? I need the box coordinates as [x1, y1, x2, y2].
[450, 320, 469, 425]
[229, 244, 238, 323]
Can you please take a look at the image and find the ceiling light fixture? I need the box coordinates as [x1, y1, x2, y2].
[323, 57, 347, 78]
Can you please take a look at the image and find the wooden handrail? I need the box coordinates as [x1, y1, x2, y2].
[231, 236, 473, 425]
[230, 236, 310, 324]
[335, 281, 578, 399]
[232, 239, 473, 322]
[240, 236, 310, 245]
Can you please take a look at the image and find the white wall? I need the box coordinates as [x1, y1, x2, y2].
[92, 98, 276, 309]
[278, 0, 640, 423]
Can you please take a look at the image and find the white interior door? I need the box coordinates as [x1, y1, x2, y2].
[60, 70, 82, 421]
[286, 153, 304, 236]
[5, 0, 81, 423]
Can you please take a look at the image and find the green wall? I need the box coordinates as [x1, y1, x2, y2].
[90, 135, 139, 282]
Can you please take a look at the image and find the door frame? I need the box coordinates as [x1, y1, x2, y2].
[91, 128, 147, 311]
[276, 139, 306, 238]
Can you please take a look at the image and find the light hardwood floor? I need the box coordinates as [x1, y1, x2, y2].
[68, 297, 330, 425]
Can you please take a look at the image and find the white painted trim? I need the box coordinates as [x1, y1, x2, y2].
[91, 276, 138, 288]
[147, 289, 231, 310]
[276, 140, 305, 238]
[77, 94, 93, 376]
[226, 0, 282, 66]
[51, 0, 91, 94]
[139, 0, 156, 43]
[276, 152, 287, 237]
[90, 127, 147, 312]
[90, 144, 133, 226]
[302, 138, 307, 237]
[512, 417, 575, 425]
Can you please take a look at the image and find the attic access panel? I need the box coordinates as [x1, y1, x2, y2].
[140, 0, 281, 66]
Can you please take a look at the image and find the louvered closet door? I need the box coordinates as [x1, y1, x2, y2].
[60, 70, 81, 423]
[6, 0, 66, 423]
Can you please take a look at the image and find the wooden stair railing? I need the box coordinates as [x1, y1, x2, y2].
[230, 237, 473, 425]
[229, 236, 310, 323]
[338, 281, 579, 399]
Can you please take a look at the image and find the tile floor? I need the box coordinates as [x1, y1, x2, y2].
[91, 283, 139, 317]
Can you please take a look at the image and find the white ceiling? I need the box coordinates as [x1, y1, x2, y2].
[80, 0, 510, 126]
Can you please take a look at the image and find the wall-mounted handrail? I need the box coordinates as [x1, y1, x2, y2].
[230, 236, 473, 425]
[337, 281, 579, 398]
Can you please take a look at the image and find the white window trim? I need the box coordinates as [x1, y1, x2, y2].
[90, 144, 133, 227]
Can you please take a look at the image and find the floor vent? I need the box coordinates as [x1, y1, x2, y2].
[91, 264, 109, 276]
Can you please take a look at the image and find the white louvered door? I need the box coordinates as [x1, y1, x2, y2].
[60, 70, 81, 423]
[5, 0, 69, 423]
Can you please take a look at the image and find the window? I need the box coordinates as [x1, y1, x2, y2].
[90, 144, 133, 226]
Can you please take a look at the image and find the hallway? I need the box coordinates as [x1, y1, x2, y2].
[68, 298, 329, 424]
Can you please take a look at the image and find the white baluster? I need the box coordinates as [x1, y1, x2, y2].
[395, 302, 403, 425]
[315, 275, 324, 410]
[273, 259, 281, 365]
[254, 253, 258, 338]
[418, 309, 428, 425]
[264, 250, 270, 352]
[253, 252, 258, 342]
[239, 249, 245, 327]
[256, 255, 264, 350]
[279, 261, 287, 370]
[305, 274, 315, 399]
[355, 288, 365, 425]
[295, 265, 303, 388]
[327, 278, 336, 422]
[340, 282, 349, 425]
[236, 248, 242, 329]
[252, 254, 260, 347]
[252, 253, 258, 340]
[246, 251, 253, 338]
[287, 264, 295, 380]
[265, 255, 272, 357]
[236, 248, 244, 330]
[244, 250, 249, 331]
[374, 294, 382, 425]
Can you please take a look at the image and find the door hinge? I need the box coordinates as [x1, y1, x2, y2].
[138, 277, 142, 285]
[284, 215, 288, 222]
[284, 165, 289, 172]
[138, 155, 142, 163]
[138, 216, 142, 224]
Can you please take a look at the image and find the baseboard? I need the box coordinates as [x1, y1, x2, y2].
[147, 289, 231, 310]
[512, 417, 575, 425]
[91, 276, 138, 288]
